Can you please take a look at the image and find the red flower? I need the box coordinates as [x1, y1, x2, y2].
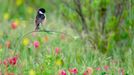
[68, 68, 78, 74]
[3, 56, 18, 66]
[9, 56, 17, 65]
[11, 21, 17, 29]
[33, 41, 40, 48]
[58, 70, 66, 75]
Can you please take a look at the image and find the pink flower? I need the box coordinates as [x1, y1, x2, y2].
[55, 47, 61, 55]
[68, 68, 78, 74]
[3, 59, 8, 66]
[104, 65, 109, 71]
[96, 67, 101, 71]
[33, 41, 39, 48]
[58, 70, 66, 75]
[11, 21, 17, 30]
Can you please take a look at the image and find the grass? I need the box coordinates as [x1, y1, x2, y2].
[0, 13, 133, 75]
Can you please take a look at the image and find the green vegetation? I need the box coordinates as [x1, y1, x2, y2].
[0, 0, 133, 75]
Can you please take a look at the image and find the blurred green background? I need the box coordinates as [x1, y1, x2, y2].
[0, 0, 134, 75]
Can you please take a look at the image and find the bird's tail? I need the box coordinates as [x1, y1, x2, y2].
[35, 24, 39, 31]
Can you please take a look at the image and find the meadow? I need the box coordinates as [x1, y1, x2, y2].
[0, 0, 133, 75]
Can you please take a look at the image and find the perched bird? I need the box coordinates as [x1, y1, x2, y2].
[35, 8, 46, 31]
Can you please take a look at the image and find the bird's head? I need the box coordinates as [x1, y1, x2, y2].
[38, 8, 46, 15]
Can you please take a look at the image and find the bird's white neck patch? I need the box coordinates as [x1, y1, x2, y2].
[39, 11, 44, 14]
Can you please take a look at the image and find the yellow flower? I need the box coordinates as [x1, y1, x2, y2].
[29, 69, 36, 75]
[15, 19, 20, 26]
[16, 0, 23, 6]
[3, 13, 10, 20]
[27, 7, 33, 14]
[23, 38, 29, 46]
[55, 59, 63, 66]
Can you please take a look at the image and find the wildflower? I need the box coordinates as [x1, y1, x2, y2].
[23, 38, 29, 46]
[55, 59, 63, 66]
[4, 13, 10, 20]
[55, 47, 61, 55]
[3, 59, 8, 66]
[16, 0, 23, 6]
[14, 19, 20, 26]
[68, 68, 78, 74]
[3, 56, 18, 66]
[58, 70, 66, 75]
[96, 67, 101, 71]
[104, 65, 109, 71]
[83, 67, 93, 75]
[33, 41, 39, 48]
[11, 21, 17, 30]
[9, 56, 18, 66]
[29, 69, 36, 75]
[5, 41, 11, 48]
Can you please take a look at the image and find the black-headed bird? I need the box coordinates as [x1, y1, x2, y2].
[35, 8, 46, 31]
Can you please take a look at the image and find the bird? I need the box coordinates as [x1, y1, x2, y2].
[35, 8, 46, 31]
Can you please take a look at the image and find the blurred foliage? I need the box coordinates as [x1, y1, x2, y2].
[0, 0, 134, 74]
[58, 0, 134, 54]
[0, 0, 133, 54]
